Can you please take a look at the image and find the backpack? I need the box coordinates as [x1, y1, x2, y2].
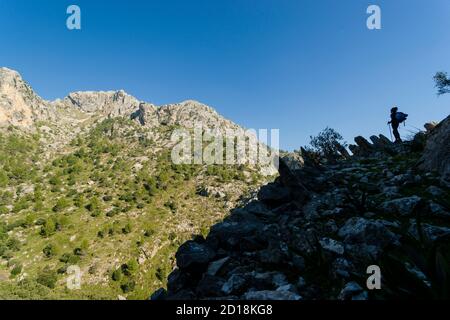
[395, 112, 408, 123]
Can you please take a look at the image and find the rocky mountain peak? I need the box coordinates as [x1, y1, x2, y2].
[0, 67, 22, 85]
[0, 67, 48, 128]
[63, 90, 140, 116]
[1, 68, 241, 135]
[156, 100, 240, 131]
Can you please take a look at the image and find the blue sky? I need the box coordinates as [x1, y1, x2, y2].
[1, 0, 449, 150]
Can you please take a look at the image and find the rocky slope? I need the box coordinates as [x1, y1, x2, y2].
[0, 68, 271, 299]
[0, 67, 56, 128]
[154, 120, 450, 300]
[419, 115, 450, 180]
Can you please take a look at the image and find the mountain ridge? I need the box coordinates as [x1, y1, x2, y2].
[0, 67, 241, 135]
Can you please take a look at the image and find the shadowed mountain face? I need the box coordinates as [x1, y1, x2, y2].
[0, 68, 270, 299]
[153, 118, 450, 301]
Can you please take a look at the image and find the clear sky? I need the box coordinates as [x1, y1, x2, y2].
[1, 0, 449, 150]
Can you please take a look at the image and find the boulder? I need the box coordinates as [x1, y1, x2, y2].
[167, 269, 191, 293]
[426, 186, 445, 197]
[338, 217, 400, 255]
[319, 237, 345, 255]
[331, 258, 353, 279]
[354, 136, 374, 155]
[378, 134, 393, 145]
[338, 281, 364, 300]
[419, 115, 450, 180]
[369, 135, 383, 148]
[380, 196, 422, 216]
[207, 257, 230, 276]
[348, 144, 360, 156]
[408, 221, 450, 242]
[175, 241, 215, 270]
[276, 284, 298, 294]
[280, 152, 305, 171]
[333, 141, 351, 159]
[150, 288, 167, 300]
[291, 254, 306, 272]
[277, 154, 311, 201]
[428, 201, 450, 219]
[196, 275, 226, 297]
[208, 212, 263, 249]
[221, 274, 248, 295]
[257, 183, 291, 205]
[424, 121, 438, 132]
[243, 201, 274, 217]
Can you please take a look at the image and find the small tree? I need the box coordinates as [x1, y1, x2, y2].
[52, 198, 70, 212]
[10, 263, 22, 277]
[0, 171, 8, 187]
[307, 127, 347, 162]
[40, 219, 56, 237]
[36, 267, 58, 289]
[434, 72, 450, 95]
[43, 243, 59, 258]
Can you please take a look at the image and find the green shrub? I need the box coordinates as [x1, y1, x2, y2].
[85, 196, 101, 212]
[12, 197, 30, 213]
[0, 206, 9, 215]
[52, 198, 70, 212]
[0, 170, 8, 187]
[164, 200, 177, 213]
[6, 237, 21, 251]
[112, 268, 123, 281]
[10, 263, 23, 277]
[59, 253, 80, 265]
[106, 208, 120, 217]
[144, 229, 154, 237]
[43, 244, 59, 258]
[36, 268, 58, 289]
[122, 223, 132, 234]
[90, 209, 102, 217]
[120, 279, 135, 293]
[49, 175, 62, 186]
[40, 219, 56, 237]
[123, 260, 138, 276]
[73, 247, 86, 256]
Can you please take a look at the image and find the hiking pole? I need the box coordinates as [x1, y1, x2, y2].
[388, 123, 393, 142]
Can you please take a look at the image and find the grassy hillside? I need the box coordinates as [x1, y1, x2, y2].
[0, 118, 268, 299]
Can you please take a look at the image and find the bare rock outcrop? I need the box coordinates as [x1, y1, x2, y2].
[0, 67, 54, 128]
[63, 90, 140, 117]
[0, 68, 247, 149]
[419, 115, 450, 180]
[156, 100, 241, 132]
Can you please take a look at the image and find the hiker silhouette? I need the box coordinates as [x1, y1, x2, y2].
[387, 107, 408, 143]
